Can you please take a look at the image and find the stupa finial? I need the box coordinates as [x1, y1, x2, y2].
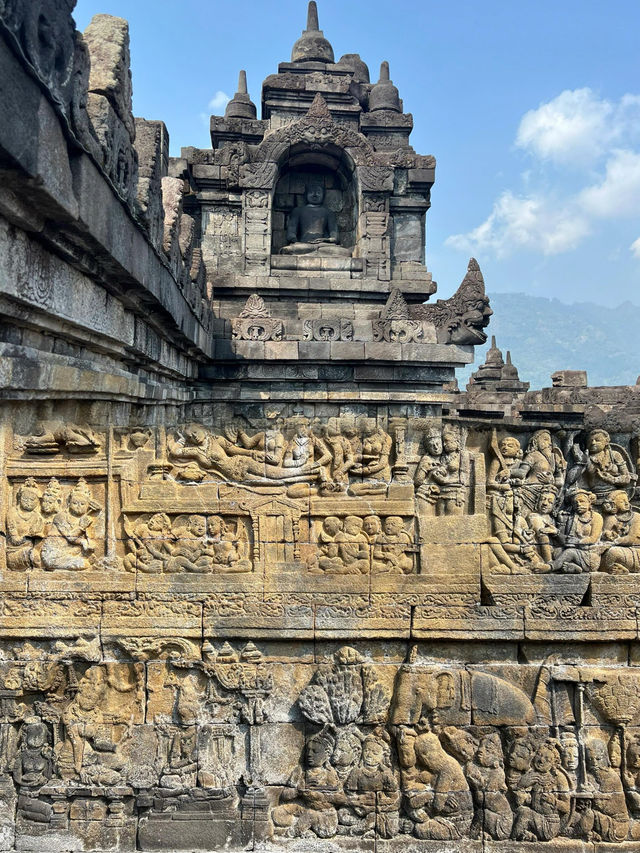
[291, 1, 334, 63]
[369, 60, 401, 112]
[307, 1, 319, 31]
[224, 70, 257, 119]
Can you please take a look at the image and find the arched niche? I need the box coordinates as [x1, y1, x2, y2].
[270, 146, 357, 256]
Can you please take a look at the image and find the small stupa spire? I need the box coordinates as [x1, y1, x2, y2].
[307, 0, 320, 30]
[291, 1, 334, 63]
[369, 60, 401, 112]
[224, 69, 257, 119]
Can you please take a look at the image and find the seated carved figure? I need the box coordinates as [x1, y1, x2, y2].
[308, 516, 343, 573]
[167, 515, 215, 574]
[466, 734, 513, 841]
[512, 739, 570, 842]
[583, 737, 630, 843]
[517, 429, 567, 511]
[525, 487, 559, 565]
[281, 182, 350, 257]
[6, 478, 45, 570]
[58, 667, 125, 786]
[402, 731, 473, 840]
[40, 478, 99, 571]
[206, 515, 251, 573]
[349, 420, 392, 496]
[487, 492, 548, 573]
[124, 512, 175, 574]
[570, 428, 635, 504]
[552, 489, 603, 574]
[13, 717, 54, 825]
[343, 734, 399, 838]
[371, 517, 413, 574]
[272, 731, 343, 839]
[600, 489, 640, 574]
[335, 516, 370, 574]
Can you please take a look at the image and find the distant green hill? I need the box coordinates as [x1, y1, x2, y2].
[457, 293, 640, 391]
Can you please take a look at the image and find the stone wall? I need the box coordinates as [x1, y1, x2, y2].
[1, 3, 640, 852]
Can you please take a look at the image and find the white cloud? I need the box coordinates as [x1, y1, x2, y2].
[516, 88, 613, 165]
[446, 191, 590, 257]
[516, 88, 640, 166]
[631, 237, 640, 259]
[579, 149, 640, 218]
[208, 90, 231, 112]
[448, 89, 640, 258]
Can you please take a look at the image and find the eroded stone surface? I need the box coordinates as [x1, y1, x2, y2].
[0, 1, 639, 851]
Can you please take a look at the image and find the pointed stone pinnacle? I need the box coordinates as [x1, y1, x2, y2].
[306, 92, 332, 120]
[379, 60, 390, 82]
[307, 1, 319, 31]
[238, 69, 247, 94]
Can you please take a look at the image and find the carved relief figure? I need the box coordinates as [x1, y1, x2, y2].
[512, 739, 570, 842]
[525, 487, 559, 565]
[371, 516, 414, 574]
[570, 429, 635, 504]
[40, 478, 100, 571]
[6, 479, 45, 570]
[415, 426, 468, 516]
[552, 490, 603, 574]
[349, 419, 392, 496]
[518, 429, 567, 510]
[600, 489, 640, 573]
[487, 492, 548, 573]
[322, 417, 355, 490]
[335, 516, 370, 574]
[466, 733, 513, 840]
[343, 732, 399, 838]
[584, 737, 630, 842]
[272, 731, 342, 838]
[487, 435, 524, 491]
[124, 512, 175, 573]
[401, 731, 473, 840]
[281, 182, 350, 257]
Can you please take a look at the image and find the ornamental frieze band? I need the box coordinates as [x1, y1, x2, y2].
[0, 2, 638, 851]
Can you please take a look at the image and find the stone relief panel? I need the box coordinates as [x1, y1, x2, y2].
[3, 638, 640, 846]
[4, 416, 638, 592]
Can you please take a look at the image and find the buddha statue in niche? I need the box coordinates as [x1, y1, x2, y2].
[281, 181, 351, 257]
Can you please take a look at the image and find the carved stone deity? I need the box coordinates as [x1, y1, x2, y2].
[281, 182, 350, 257]
[349, 419, 392, 496]
[371, 516, 413, 574]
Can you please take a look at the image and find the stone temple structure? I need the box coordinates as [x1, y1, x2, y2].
[0, 2, 640, 851]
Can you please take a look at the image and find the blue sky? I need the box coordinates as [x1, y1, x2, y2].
[73, 0, 640, 308]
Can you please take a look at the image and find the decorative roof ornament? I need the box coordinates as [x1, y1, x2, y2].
[369, 61, 402, 112]
[412, 258, 493, 345]
[240, 293, 270, 318]
[225, 70, 257, 119]
[382, 289, 410, 320]
[291, 1, 335, 64]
